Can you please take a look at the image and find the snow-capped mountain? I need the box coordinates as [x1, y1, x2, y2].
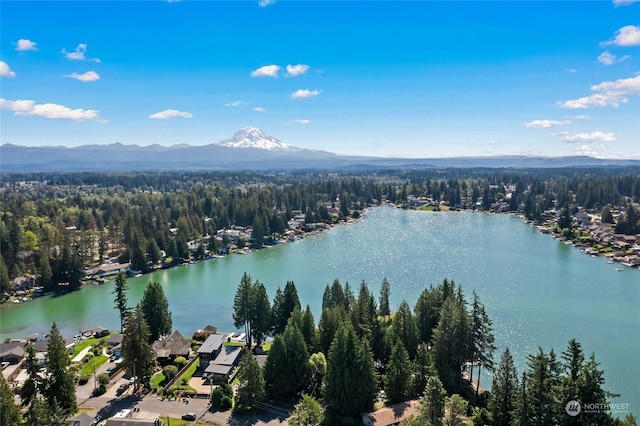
[217, 127, 297, 151]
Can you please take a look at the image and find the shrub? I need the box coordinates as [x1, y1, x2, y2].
[174, 356, 187, 369]
[78, 375, 90, 385]
[163, 365, 179, 382]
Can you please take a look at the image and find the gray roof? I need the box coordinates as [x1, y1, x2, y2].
[212, 345, 242, 366]
[204, 362, 233, 376]
[197, 333, 224, 355]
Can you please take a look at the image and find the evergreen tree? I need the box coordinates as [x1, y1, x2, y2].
[577, 353, 616, 426]
[301, 305, 318, 354]
[384, 341, 413, 404]
[21, 342, 41, 408]
[444, 394, 468, 426]
[140, 281, 172, 342]
[414, 286, 442, 344]
[251, 281, 272, 347]
[43, 322, 76, 416]
[489, 347, 518, 426]
[378, 277, 391, 317]
[351, 280, 377, 340]
[469, 291, 495, 394]
[264, 322, 311, 396]
[0, 376, 20, 426]
[121, 305, 155, 385]
[112, 272, 130, 333]
[419, 375, 446, 426]
[235, 349, 266, 412]
[324, 323, 377, 416]
[0, 255, 10, 295]
[412, 343, 435, 399]
[392, 300, 419, 359]
[318, 306, 347, 355]
[233, 272, 254, 347]
[522, 347, 557, 426]
[430, 296, 470, 388]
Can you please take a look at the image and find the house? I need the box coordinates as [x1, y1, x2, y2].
[108, 333, 124, 347]
[203, 345, 243, 383]
[67, 413, 94, 426]
[10, 275, 38, 292]
[197, 333, 225, 361]
[81, 326, 109, 338]
[0, 341, 26, 364]
[152, 330, 191, 363]
[362, 400, 420, 426]
[85, 262, 131, 279]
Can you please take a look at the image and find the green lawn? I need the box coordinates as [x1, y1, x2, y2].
[150, 371, 166, 390]
[71, 332, 117, 358]
[79, 355, 109, 376]
[161, 416, 219, 426]
[170, 358, 200, 392]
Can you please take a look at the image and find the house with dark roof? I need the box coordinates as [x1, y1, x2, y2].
[197, 333, 225, 361]
[67, 412, 94, 426]
[81, 326, 109, 338]
[152, 331, 191, 363]
[0, 341, 26, 364]
[203, 345, 243, 383]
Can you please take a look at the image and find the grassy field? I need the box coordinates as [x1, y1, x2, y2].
[79, 355, 109, 376]
[160, 417, 220, 426]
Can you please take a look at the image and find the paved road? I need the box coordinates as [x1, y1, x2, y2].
[80, 390, 290, 425]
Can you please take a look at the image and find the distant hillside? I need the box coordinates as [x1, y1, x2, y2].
[1, 129, 639, 172]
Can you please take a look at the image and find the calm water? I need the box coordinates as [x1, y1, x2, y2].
[2, 206, 638, 414]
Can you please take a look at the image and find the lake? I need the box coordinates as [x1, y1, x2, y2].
[1, 206, 638, 415]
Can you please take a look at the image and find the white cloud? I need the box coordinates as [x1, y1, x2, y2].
[62, 44, 101, 62]
[558, 75, 640, 109]
[603, 25, 640, 46]
[292, 119, 310, 124]
[64, 71, 100, 82]
[15, 39, 38, 51]
[224, 100, 248, 107]
[572, 115, 590, 120]
[253, 107, 266, 112]
[0, 98, 101, 121]
[149, 109, 192, 119]
[565, 68, 577, 73]
[598, 51, 631, 65]
[523, 119, 567, 129]
[251, 65, 280, 78]
[291, 89, 321, 100]
[574, 144, 599, 156]
[561, 131, 615, 143]
[286, 64, 309, 77]
[0, 61, 16, 78]
[613, 0, 640, 5]
[258, 0, 276, 7]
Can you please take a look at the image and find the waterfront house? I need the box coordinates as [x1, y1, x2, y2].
[152, 330, 191, 363]
[0, 341, 26, 364]
[81, 326, 109, 338]
[361, 400, 420, 426]
[203, 345, 243, 383]
[197, 333, 225, 361]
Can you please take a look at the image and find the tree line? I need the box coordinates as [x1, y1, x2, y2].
[2, 167, 639, 296]
[229, 274, 635, 425]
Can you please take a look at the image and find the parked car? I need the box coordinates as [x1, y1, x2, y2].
[181, 412, 196, 421]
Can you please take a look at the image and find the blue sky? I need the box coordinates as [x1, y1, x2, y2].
[1, 1, 639, 158]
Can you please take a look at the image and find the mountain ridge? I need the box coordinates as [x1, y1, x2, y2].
[2, 128, 639, 172]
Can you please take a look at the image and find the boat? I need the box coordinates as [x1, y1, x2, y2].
[615, 268, 623, 271]
[607, 260, 614, 264]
